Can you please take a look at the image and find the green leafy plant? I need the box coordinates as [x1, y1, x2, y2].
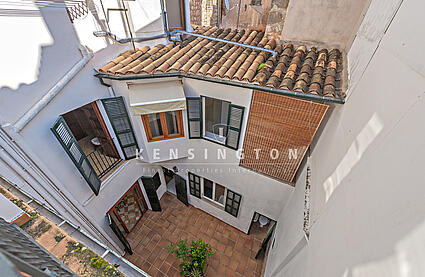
[167, 239, 215, 276]
[90, 257, 108, 269]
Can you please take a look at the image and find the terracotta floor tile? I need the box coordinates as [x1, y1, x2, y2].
[159, 261, 170, 275]
[125, 193, 266, 276]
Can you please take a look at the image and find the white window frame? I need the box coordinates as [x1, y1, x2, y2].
[201, 96, 230, 145]
[201, 177, 227, 207]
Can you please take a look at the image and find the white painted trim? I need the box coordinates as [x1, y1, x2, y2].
[130, 97, 187, 106]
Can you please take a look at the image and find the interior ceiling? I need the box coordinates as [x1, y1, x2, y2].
[240, 91, 329, 185]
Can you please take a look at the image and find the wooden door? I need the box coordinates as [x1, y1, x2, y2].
[175, 174, 188, 206]
[141, 176, 162, 211]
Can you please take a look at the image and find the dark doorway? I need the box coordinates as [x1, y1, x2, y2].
[174, 174, 188, 206]
[162, 167, 176, 195]
[141, 175, 162, 212]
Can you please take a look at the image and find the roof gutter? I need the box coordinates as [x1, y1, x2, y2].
[95, 73, 345, 104]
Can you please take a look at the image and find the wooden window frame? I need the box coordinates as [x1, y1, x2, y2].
[201, 177, 226, 207]
[107, 181, 147, 234]
[141, 110, 184, 142]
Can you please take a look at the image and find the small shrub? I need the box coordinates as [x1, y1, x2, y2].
[90, 257, 108, 269]
[54, 232, 65, 242]
[167, 239, 214, 276]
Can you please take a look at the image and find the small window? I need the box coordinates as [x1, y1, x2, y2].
[141, 111, 184, 142]
[202, 178, 226, 206]
[225, 189, 242, 217]
[188, 172, 201, 198]
[214, 183, 226, 205]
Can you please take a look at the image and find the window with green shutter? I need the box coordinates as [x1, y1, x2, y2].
[225, 189, 242, 217]
[101, 97, 139, 159]
[188, 172, 201, 198]
[187, 96, 245, 150]
[186, 97, 202, 138]
[226, 104, 245, 150]
[51, 116, 101, 195]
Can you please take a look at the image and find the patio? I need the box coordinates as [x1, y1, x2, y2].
[124, 192, 266, 277]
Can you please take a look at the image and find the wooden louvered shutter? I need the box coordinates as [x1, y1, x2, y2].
[226, 104, 245, 150]
[51, 116, 101, 195]
[101, 97, 139, 159]
[186, 97, 202, 138]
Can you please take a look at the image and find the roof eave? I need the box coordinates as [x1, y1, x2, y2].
[95, 72, 345, 104]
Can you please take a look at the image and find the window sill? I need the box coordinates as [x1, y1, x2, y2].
[202, 196, 225, 210]
[146, 134, 185, 143]
[204, 131, 226, 144]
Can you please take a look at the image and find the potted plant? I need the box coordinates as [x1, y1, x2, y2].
[167, 239, 215, 276]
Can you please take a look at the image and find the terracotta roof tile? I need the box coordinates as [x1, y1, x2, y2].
[97, 28, 346, 100]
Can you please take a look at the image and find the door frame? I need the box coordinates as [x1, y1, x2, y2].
[174, 174, 189, 206]
[107, 181, 147, 234]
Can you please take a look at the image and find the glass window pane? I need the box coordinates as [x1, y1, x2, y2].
[234, 194, 241, 202]
[204, 178, 213, 199]
[165, 111, 180, 135]
[228, 191, 234, 199]
[134, 187, 141, 199]
[147, 113, 163, 137]
[204, 98, 229, 141]
[214, 183, 225, 204]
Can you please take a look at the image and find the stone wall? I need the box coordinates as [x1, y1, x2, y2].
[190, 0, 218, 27]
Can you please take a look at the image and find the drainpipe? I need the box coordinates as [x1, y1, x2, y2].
[93, 31, 167, 44]
[159, 0, 170, 39]
[14, 46, 93, 132]
[0, 124, 124, 254]
[169, 30, 278, 57]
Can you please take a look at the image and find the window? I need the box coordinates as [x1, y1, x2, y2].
[186, 97, 245, 150]
[202, 178, 226, 206]
[225, 189, 242, 217]
[214, 183, 226, 205]
[204, 178, 213, 199]
[188, 172, 201, 198]
[141, 110, 184, 142]
[204, 97, 230, 144]
[51, 97, 138, 195]
[250, 0, 262, 5]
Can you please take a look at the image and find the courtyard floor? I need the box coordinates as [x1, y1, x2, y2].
[124, 192, 266, 277]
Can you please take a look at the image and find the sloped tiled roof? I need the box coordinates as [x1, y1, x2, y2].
[98, 27, 345, 100]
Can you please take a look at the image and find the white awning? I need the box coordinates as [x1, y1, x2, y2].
[128, 80, 187, 115]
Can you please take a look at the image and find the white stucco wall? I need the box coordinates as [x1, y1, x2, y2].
[108, 76, 295, 233]
[158, 78, 294, 233]
[266, 0, 425, 276]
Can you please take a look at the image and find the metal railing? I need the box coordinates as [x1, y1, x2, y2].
[87, 146, 122, 179]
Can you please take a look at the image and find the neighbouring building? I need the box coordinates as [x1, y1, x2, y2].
[1, 0, 424, 276]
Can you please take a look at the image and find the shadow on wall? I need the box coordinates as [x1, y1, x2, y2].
[322, 113, 383, 203]
[305, 98, 425, 276]
[0, 3, 85, 122]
